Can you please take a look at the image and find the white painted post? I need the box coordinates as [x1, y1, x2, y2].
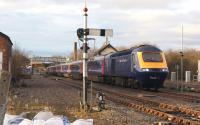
[171, 72, 176, 82]
[0, 71, 11, 125]
[83, 0, 88, 111]
[185, 71, 191, 83]
[0, 52, 2, 70]
[198, 60, 200, 82]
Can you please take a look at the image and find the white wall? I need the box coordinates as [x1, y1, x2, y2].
[198, 60, 200, 82]
[0, 52, 2, 70]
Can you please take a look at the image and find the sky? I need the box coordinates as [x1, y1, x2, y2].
[0, 0, 200, 57]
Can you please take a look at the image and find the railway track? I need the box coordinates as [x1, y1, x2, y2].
[51, 77, 200, 125]
[123, 88, 200, 103]
[159, 91, 200, 103]
[52, 76, 200, 103]
[96, 82, 200, 103]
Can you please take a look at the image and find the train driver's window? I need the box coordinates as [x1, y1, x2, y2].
[131, 54, 136, 72]
[132, 54, 135, 66]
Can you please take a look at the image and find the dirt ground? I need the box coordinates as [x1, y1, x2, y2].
[8, 75, 163, 125]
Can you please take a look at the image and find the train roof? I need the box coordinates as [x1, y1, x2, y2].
[110, 49, 132, 57]
[69, 60, 82, 64]
[131, 44, 161, 52]
[109, 45, 161, 58]
[47, 63, 68, 68]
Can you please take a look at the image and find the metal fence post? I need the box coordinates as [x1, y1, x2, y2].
[0, 71, 11, 125]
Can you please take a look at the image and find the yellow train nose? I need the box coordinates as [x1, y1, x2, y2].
[137, 52, 168, 69]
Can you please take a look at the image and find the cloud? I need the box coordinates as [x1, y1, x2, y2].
[0, 0, 200, 56]
[0, 1, 82, 15]
[90, 0, 184, 10]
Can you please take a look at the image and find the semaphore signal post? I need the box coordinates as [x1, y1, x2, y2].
[82, 0, 88, 111]
[77, 0, 113, 111]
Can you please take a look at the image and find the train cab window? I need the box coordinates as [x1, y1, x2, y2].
[142, 52, 163, 62]
[131, 54, 136, 71]
[132, 54, 136, 65]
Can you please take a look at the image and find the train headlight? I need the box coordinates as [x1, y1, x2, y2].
[142, 68, 150, 72]
[162, 68, 168, 72]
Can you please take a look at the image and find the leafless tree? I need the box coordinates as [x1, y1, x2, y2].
[165, 49, 200, 79]
[12, 45, 30, 79]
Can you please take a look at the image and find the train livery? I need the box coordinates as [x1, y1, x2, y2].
[47, 45, 168, 90]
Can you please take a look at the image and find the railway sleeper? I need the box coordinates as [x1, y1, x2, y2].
[153, 121, 172, 125]
[55, 77, 200, 124]
[97, 83, 200, 120]
[95, 80, 200, 120]
[103, 89, 200, 124]
[159, 103, 200, 119]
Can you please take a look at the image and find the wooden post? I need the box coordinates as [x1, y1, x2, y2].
[0, 71, 11, 125]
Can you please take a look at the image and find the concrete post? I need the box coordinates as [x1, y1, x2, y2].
[171, 72, 176, 82]
[0, 71, 11, 125]
[185, 71, 191, 83]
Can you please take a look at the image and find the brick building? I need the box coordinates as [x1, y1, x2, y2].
[0, 32, 13, 72]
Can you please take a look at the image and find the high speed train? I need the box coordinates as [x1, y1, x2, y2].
[47, 45, 168, 90]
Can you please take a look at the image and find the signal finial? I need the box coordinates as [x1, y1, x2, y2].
[83, 0, 88, 13]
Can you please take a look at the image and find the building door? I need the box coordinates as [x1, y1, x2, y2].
[111, 58, 115, 75]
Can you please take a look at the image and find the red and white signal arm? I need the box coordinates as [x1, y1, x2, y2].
[88, 28, 113, 37]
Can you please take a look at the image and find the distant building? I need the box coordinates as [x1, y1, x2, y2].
[94, 43, 118, 56]
[0, 32, 13, 72]
[30, 56, 67, 74]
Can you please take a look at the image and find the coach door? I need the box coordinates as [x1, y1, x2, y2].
[131, 54, 136, 74]
[111, 58, 115, 75]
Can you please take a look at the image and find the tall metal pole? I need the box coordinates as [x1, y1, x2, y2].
[176, 65, 179, 89]
[181, 24, 184, 92]
[83, 0, 88, 110]
[94, 39, 96, 51]
[93, 39, 96, 57]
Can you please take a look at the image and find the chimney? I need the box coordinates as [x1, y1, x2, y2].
[74, 42, 78, 61]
